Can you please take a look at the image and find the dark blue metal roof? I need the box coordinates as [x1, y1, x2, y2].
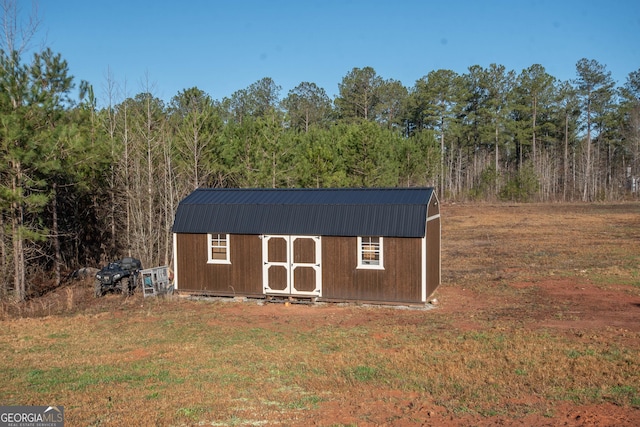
[172, 187, 436, 237]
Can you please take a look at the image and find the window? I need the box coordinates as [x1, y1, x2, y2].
[207, 233, 230, 264]
[357, 236, 383, 269]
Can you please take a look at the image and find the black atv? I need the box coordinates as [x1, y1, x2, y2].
[94, 257, 142, 297]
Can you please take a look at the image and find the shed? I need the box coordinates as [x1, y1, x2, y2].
[171, 187, 441, 305]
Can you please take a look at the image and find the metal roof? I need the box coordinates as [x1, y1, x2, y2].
[172, 187, 435, 237]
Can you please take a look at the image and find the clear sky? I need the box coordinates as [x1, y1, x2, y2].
[30, 0, 640, 105]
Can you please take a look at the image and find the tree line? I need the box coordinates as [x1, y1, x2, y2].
[1, 20, 639, 301]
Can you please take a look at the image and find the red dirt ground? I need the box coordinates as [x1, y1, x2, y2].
[423, 278, 640, 426]
[200, 277, 640, 426]
[202, 275, 638, 426]
[2, 202, 639, 426]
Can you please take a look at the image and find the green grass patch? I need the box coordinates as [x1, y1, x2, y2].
[343, 365, 380, 383]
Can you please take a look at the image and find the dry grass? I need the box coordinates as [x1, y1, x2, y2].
[0, 202, 639, 426]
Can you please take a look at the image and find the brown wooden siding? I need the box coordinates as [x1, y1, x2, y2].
[177, 230, 438, 304]
[293, 267, 316, 292]
[293, 238, 315, 263]
[176, 233, 263, 296]
[268, 265, 287, 291]
[321, 236, 422, 303]
[267, 238, 287, 263]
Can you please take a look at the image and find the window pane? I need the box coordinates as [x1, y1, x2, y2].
[362, 237, 380, 265]
[209, 234, 228, 261]
[211, 247, 226, 259]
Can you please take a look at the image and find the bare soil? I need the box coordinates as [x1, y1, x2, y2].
[1, 202, 639, 426]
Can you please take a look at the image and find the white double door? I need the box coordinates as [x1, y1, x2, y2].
[262, 235, 322, 297]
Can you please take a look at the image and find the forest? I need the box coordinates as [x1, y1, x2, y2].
[1, 12, 639, 301]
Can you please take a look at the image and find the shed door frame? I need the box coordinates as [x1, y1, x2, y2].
[262, 235, 322, 297]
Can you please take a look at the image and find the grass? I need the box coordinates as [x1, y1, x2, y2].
[1, 303, 637, 424]
[0, 202, 639, 425]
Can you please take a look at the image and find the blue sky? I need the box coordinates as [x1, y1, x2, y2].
[33, 0, 640, 105]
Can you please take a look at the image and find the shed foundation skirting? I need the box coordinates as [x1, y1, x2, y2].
[175, 289, 266, 299]
[317, 297, 431, 307]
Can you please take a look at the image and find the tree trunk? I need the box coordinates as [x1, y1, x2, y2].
[0, 214, 6, 297]
[582, 100, 592, 201]
[532, 96, 537, 167]
[440, 116, 445, 200]
[11, 163, 25, 301]
[124, 104, 131, 257]
[147, 101, 154, 266]
[495, 125, 499, 194]
[163, 131, 174, 267]
[563, 113, 569, 202]
[272, 152, 277, 188]
[52, 181, 61, 287]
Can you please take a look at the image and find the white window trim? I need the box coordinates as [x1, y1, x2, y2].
[207, 233, 231, 264]
[357, 236, 384, 270]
